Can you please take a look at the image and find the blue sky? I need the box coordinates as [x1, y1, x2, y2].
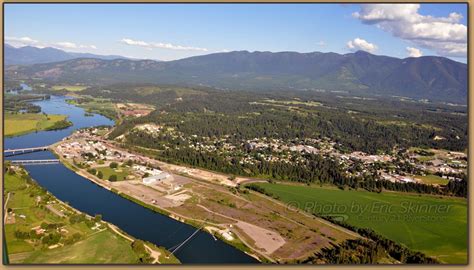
[4, 4, 468, 62]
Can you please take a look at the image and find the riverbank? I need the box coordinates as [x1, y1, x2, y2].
[50, 143, 264, 262]
[3, 165, 179, 264]
[5, 113, 72, 137]
[65, 97, 118, 123]
[50, 133, 360, 263]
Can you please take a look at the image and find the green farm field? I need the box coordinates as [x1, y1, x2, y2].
[415, 174, 450, 185]
[52, 85, 88, 91]
[5, 113, 68, 137]
[254, 183, 467, 264]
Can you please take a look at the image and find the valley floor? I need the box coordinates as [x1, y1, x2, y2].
[52, 136, 359, 263]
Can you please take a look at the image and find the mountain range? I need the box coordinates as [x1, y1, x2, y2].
[4, 44, 130, 65]
[5, 47, 467, 103]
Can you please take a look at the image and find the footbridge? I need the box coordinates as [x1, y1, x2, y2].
[167, 219, 208, 257]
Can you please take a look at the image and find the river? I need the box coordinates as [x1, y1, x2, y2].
[4, 96, 257, 264]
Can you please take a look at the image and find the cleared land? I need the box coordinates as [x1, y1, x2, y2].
[253, 183, 467, 264]
[5, 113, 69, 137]
[415, 174, 450, 185]
[133, 86, 205, 97]
[52, 85, 88, 92]
[263, 99, 323, 107]
[163, 179, 358, 262]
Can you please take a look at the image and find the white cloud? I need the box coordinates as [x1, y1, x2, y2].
[346, 38, 378, 53]
[52, 42, 97, 50]
[353, 4, 467, 57]
[316, 40, 326, 46]
[120, 38, 208, 52]
[5, 36, 40, 47]
[54, 41, 77, 49]
[6, 36, 97, 51]
[406, 47, 423, 57]
[121, 38, 150, 47]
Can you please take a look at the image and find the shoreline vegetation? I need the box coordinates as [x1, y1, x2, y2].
[65, 98, 117, 123]
[3, 164, 180, 264]
[5, 113, 72, 137]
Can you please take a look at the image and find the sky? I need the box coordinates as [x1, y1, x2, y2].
[4, 3, 468, 62]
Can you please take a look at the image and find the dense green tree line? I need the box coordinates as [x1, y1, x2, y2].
[4, 94, 49, 113]
[446, 177, 467, 197]
[307, 238, 438, 264]
[44, 119, 73, 131]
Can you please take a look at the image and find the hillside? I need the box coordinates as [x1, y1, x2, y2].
[5, 50, 467, 103]
[4, 44, 129, 65]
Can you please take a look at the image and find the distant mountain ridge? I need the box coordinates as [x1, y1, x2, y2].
[5, 50, 467, 103]
[4, 44, 130, 65]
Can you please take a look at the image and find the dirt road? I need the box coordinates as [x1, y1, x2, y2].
[4, 192, 11, 223]
[108, 224, 161, 264]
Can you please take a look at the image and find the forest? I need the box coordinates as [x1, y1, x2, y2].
[98, 84, 467, 154]
[74, 83, 465, 197]
[4, 94, 50, 113]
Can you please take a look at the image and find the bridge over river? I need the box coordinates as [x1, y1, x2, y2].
[4, 146, 50, 157]
[9, 159, 60, 165]
[4, 146, 58, 165]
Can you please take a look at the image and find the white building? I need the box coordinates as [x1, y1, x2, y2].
[142, 172, 171, 185]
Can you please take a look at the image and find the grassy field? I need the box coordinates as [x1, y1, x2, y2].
[94, 166, 131, 181]
[253, 183, 467, 264]
[52, 85, 88, 91]
[416, 156, 435, 162]
[415, 174, 449, 185]
[67, 98, 117, 121]
[10, 230, 139, 264]
[134, 86, 205, 97]
[263, 99, 323, 107]
[5, 113, 69, 137]
[4, 167, 176, 264]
